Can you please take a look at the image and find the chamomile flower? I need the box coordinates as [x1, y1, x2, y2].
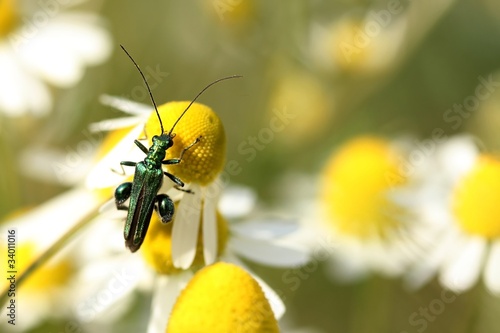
[89, 97, 226, 269]
[309, 14, 406, 75]
[76, 178, 308, 332]
[140, 185, 308, 332]
[86, 97, 310, 330]
[166, 262, 279, 333]
[309, 0, 458, 76]
[406, 135, 500, 294]
[0, 0, 112, 116]
[316, 136, 422, 280]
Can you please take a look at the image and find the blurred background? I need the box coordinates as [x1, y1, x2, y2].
[2, 0, 500, 332]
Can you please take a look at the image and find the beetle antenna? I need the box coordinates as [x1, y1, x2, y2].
[120, 44, 164, 134]
[168, 75, 242, 136]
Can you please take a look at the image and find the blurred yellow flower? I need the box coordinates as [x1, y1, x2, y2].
[268, 71, 332, 145]
[13, 242, 74, 292]
[0, 0, 18, 37]
[310, 14, 405, 75]
[204, 0, 256, 28]
[453, 155, 500, 239]
[329, 19, 375, 72]
[321, 136, 407, 240]
[315, 135, 420, 280]
[0, 201, 96, 331]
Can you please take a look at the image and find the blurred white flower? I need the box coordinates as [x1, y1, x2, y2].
[301, 136, 426, 281]
[0, 188, 105, 331]
[308, 0, 457, 76]
[405, 135, 500, 295]
[309, 13, 407, 75]
[0, 0, 112, 116]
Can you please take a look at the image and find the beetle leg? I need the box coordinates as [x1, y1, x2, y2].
[134, 139, 149, 155]
[155, 194, 175, 223]
[162, 136, 201, 165]
[111, 161, 137, 176]
[174, 185, 194, 194]
[115, 182, 133, 209]
[163, 171, 184, 187]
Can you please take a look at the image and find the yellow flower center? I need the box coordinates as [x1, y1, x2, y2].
[452, 154, 500, 239]
[330, 19, 372, 72]
[1, 242, 74, 293]
[145, 102, 226, 186]
[166, 262, 279, 333]
[141, 207, 229, 275]
[0, 0, 19, 38]
[205, 0, 255, 26]
[269, 72, 331, 144]
[321, 136, 407, 239]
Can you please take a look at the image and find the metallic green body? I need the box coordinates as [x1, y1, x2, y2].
[119, 135, 175, 252]
[124, 161, 164, 252]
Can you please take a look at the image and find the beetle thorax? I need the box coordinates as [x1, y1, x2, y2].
[145, 134, 173, 168]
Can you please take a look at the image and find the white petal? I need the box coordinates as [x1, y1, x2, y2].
[223, 254, 285, 320]
[73, 256, 143, 323]
[231, 219, 300, 240]
[53, 14, 112, 65]
[99, 197, 119, 214]
[363, 240, 407, 277]
[229, 236, 310, 267]
[10, 290, 49, 330]
[484, 240, 500, 295]
[0, 46, 51, 116]
[439, 236, 486, 292]
[85, 124, 144, 189]
[436, 135, 479, 181]
[147, 272, 192, 333]
[79, 212, 126, 256]
[405, 228, 460, 290]
[218, 185, 257, 218]
[162, 182, 181, 200]
[17, 14, 111, 87]
[0, 188, 102, 249]
[89, 116, 145, 133]
[99, 94, 152, 116]
[172, 184, 202, 269]
[20, 146, 93, 185]
[202, 188, 218, 265]
[17, 29, 83, 87]
[324, 253, 368, 283]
